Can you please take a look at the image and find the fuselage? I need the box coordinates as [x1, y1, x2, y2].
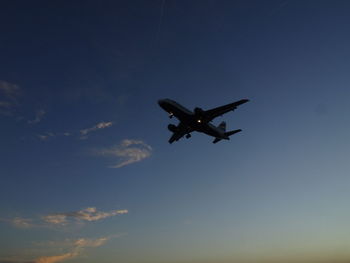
[158, 99, 227, 139]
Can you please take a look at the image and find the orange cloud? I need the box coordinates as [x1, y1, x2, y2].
[33, 236, 116, 263]
[34, 251, 78, 263]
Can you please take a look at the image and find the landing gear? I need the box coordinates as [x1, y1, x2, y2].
[185, 134, 191, 139]
[169, 112, 174, 118]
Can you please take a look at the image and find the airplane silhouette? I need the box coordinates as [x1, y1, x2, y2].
[158, 98, 249, 143]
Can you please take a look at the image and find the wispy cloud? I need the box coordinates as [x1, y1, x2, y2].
[0, 81, 21, 100]
[73, 237, 109, 248]
[7, 207, 127, 229]
[80, 121, 113, 139]
[0, 80, 22, 115]
[36, 131, 72, 141]
[42, 214, 67, 225]
[35, 121, 113, 142]
[28, 109, 46, 124]
[0, 101, 12, 108]
[0, 216, 35, 229]
[11, 217, 34, 228]
[42, 207, 128, 225]
[37, 133, 56, 141]
[95, 139, 152, 168]
[0, 82, 46, 124]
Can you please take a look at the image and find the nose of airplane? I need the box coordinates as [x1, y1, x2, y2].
[158, 99, 166, 107]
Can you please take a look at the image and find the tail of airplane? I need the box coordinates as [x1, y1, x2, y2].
[218, 121, 226, 131]
[213, 121, 241, 143]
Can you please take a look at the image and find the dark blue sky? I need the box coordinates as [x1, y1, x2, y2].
[1, 1, 350, 263]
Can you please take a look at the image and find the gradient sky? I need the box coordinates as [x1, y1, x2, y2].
[1, 1, 350, 263]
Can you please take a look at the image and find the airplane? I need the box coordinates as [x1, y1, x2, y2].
[158, 98, 249, 143]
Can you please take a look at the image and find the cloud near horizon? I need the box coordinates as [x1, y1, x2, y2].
[3, 257, 350, 263]
[0, 235, 126, 263]
[33, 236, 114, 263]
[95, 139, 152, 168]
[34, 252, 77, 263]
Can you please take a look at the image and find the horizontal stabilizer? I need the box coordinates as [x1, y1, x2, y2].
[225, 129, 241, 137]
[212, 129, 242, 144]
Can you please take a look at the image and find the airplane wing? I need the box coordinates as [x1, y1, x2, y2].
[168, 123, 193, 143]
[204, 99, 249, 121]
[168, 106, 193, 122]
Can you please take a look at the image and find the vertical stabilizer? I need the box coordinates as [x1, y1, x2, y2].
[218, 121, 226, 131]
[213, 121, 226, 143]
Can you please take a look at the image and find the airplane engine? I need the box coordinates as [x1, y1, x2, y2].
[168, 124, 178, 132]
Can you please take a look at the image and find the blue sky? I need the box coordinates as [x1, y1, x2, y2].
[1, 1, 350, 262]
